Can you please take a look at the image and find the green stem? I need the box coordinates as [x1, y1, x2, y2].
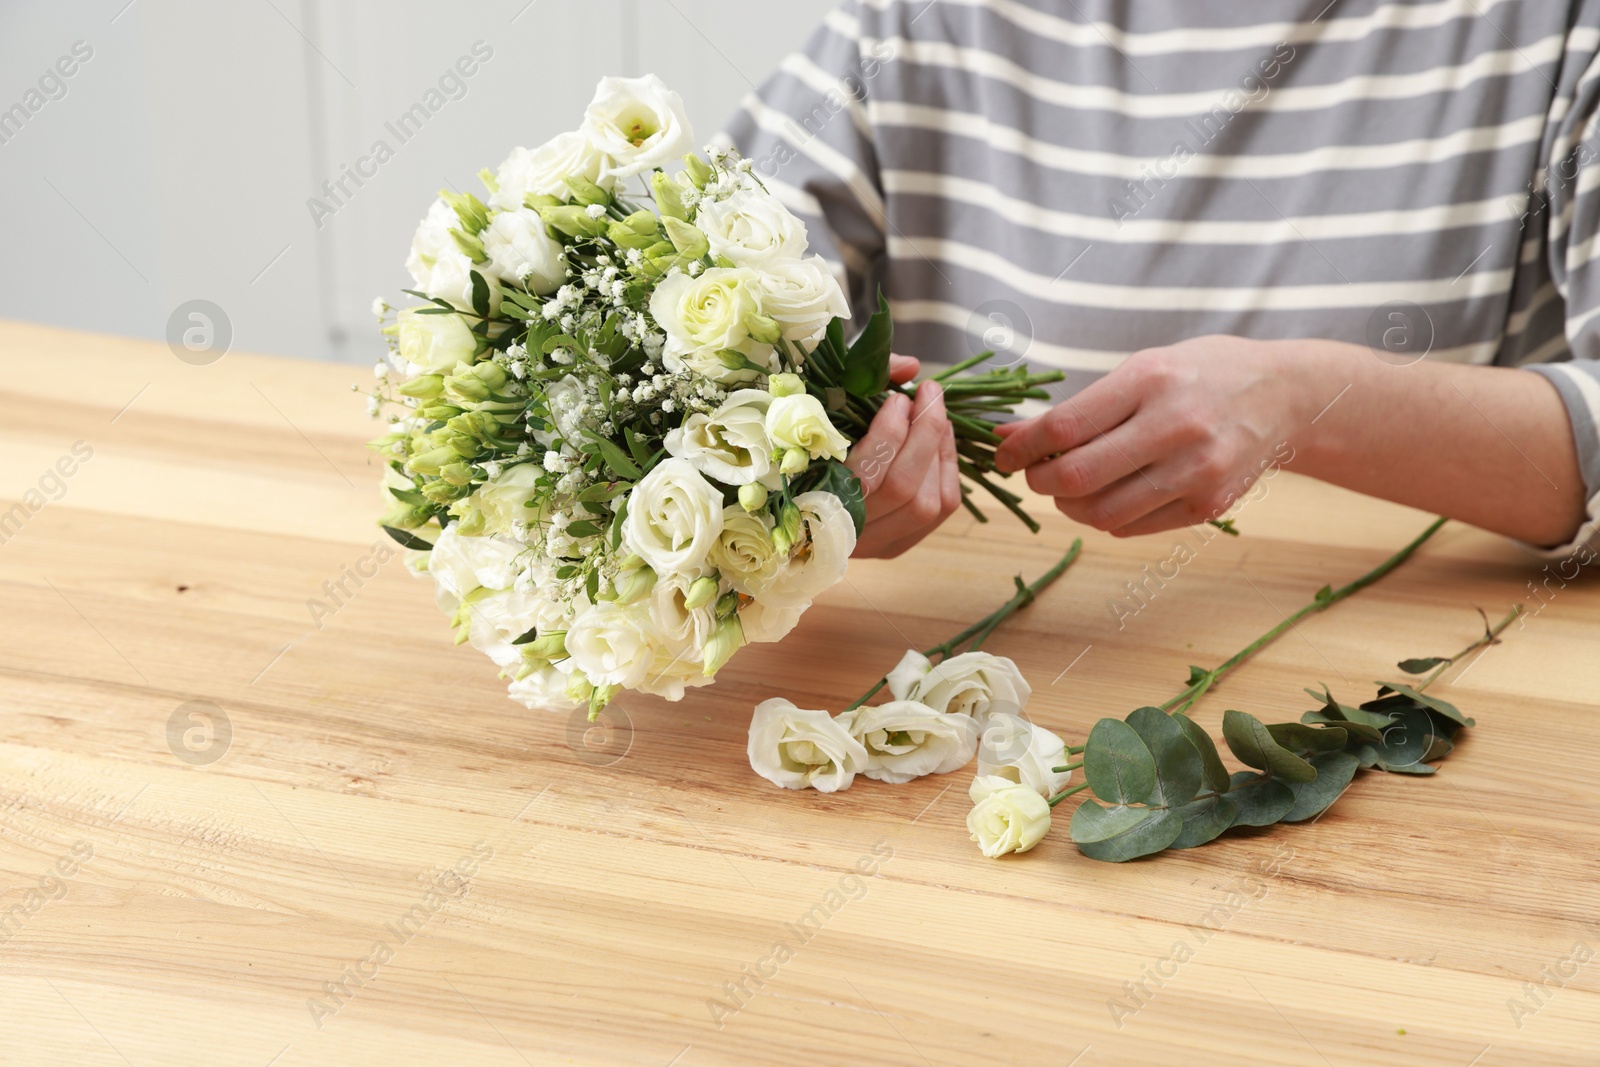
[1047, 781, 1092, 807]
[1413, 604, 1522, 693]
[1157, 516, 1449, 714]
[843, 540, 1084, 710]
[1051, 761, 1085, 773]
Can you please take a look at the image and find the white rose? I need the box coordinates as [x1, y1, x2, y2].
[507, 660, 584, 713]
[623, 458, 725, 577]
[396, 307, 477, 375]
[482, 208, 566, 294]
[581, 74, 695, 181]
[406, 199, 503, 313]
[489, 131, 613, 212]
[747, 698, 868, 793]
[757, 490, 856, 609]
[695, 185, 809, 267]
[975, 711, 1073, 798]
[738, 599, 803, 644]
[466, 463, 542, 536]
[837, 700, 979, 785]
[709, 507, 784, 596]
[967, 775, 1052, 857]
[664, 388, 777, 486]
[427, 524, 523, 597]
[650, 267, 778, 383]
[565, 601, 658, 689]
[765, 393, 851, 462]
[886, 649, 1032, 719]
[755, 256, 850, 350]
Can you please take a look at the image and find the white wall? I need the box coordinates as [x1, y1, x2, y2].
[0, 0, 837, 364]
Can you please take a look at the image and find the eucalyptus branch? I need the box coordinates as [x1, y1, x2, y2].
[1160, 516, 1449, 714]
[844, 540, 1083, 710]
[1412, 604, 1522, 693]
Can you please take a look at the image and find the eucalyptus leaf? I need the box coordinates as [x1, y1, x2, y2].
[1300, 710, 1384, 744]
[1282, 751, 1359, 823]
[1226, 773, 1296, 827]
[1083, 719, 1157, 805]
[1397, 657, 1450, 674]
[1222, 710, 1317, 784]
[1265, 722, 1349, 756]
[1172, 711, 1231, 794]
[1126, 706, 1203, 807]
[1069, 799, 1150, 843]
[1076, 806, 1184, 863]
[1369, 705, 1435, 772]
[1169, 794, 1239, 849]
[1370, 681, 1474, 728]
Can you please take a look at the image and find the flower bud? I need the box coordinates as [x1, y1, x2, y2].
[439, 461, 476, 486]
[747, 313, 782, 345]
[439, 189, 490, 235]
[767, 373, 804, 398]
[738, 483, 769, 512]
[566, 674, 595, 704]
[587, 683, 619, 718]
[563, 175, 611, 206]
[380, 499, 429, 530]
[409, 447, 459, 475]
[779, 447, 809, 476]
[778, 501, 802, 544]
[701, 614, 745, 677]
[651, 171, 689, 219]
[661, 216, 708, 259]
[525, 630, 568, 660]
[613, 565, 658, 605]
[417, 402, 463, 421]
[771, 526, 793, 555]
[538, 204, 609, 239]
[444, 372, 490, 405]
[608, 211, 662, 249]
[397, 374, 445, 400]
[683, 575, 720, 610]
[715, 591, 740, 619]
[476, 167, 498, 194]
[523, 193, 563, 211]
[682, 152, 714, 189]
[450, 228, 487, 263]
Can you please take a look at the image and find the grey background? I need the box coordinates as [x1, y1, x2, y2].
[0, 0, 837, 364]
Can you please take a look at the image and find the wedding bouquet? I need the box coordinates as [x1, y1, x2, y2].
[367, 75, 1062, 718]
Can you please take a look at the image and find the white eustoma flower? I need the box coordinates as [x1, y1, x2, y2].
[837, 700, 980, 785]
[406, 198, 502, 313]
[482, 208, 566, 294]
[428, 524, 523, 597]
[754, 256, 850, 349]
[565, 601, 658, 689]
[664, 388, 777, 487]
[975, 711, 1073, 799]
[747, 698, 868, 793]
[967, 775, 1052, 857]
[708, 507, 784, 596]
[507, 660, 584, 713]
[737, 598, 803, 644]
[694, 185, 809, 266]
[647, 571, 718, 653]
[886, 650, 1033, 719]
[581, 74, 695, 181]
[489, 131, 612, 212]
[765, 393, 851, 462]
[622, 458, 725, 577]
[650, 267, 777, 383]
[396, 307, 476, 375]
[466, 463, 542, 536]
[466, 588, 549, 667]
[755, 491, 856, 608]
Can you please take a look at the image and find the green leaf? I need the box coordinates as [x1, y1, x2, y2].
[1083, 719, 1157, 805]
[825, 315, 845, 366]
[1370, 681, 1474, 728]
[1185, 665, 1210, 686]
[585, 433, 642, 480]
[1368, 705, 1437, 773]
[623, 426, 652, 467]
[511, 626, 539, 646]
[1282, 751, 1360, 823]
[1265, 722, 1349, 756]
[1222, 710, 1317, 784]
[814, 460, 867, 537]
[1069, 799, 1150, 843]
[1169, 794, 1239, 849]
[609, 495, 628, 550]
[1075, 805, 1184, 863]
[1172, 712, 1230, 794]
[1126, 707, 1202, 808]
[575, 480, 630, 503]
[1313, 584, 1334, 603]
[381, 525, 433, 551]
[1397, 657, 1449, 674]
[565, 520, 601, 538]
[841, 290, 892, 398]
[1300, 710, 1384, 744]
[469, 269, 490, 319]
[1226, 773, 1296, 827]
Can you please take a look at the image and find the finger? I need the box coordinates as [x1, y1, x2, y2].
[1052, 465, 1181, 533]
[868, 381, 948, 517]
[938, 418, 961, 516]
[889, 354, 920, 384]
[1106, 497, 1215, 538]
[869, 448, 951, 556]
[846, 391, 911, 496]
[1025, 416, 1167, 499]
[994, 376, 1144, 473]
[993, 421, 1021, 438]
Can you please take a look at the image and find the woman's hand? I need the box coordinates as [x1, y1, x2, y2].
[993, 336, 1309, 536]
[846, 355, 961, 557]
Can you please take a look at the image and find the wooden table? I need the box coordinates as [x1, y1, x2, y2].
[2, 319, 1597, 1066]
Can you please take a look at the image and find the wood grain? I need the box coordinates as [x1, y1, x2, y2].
[1, 319, 1596, 1066]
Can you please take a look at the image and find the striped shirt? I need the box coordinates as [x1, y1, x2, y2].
[723, 0, 1600, 550]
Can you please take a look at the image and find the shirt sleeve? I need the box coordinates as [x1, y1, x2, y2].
[1520, 35, 1600, 556]
[719, 0, 889, 326]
